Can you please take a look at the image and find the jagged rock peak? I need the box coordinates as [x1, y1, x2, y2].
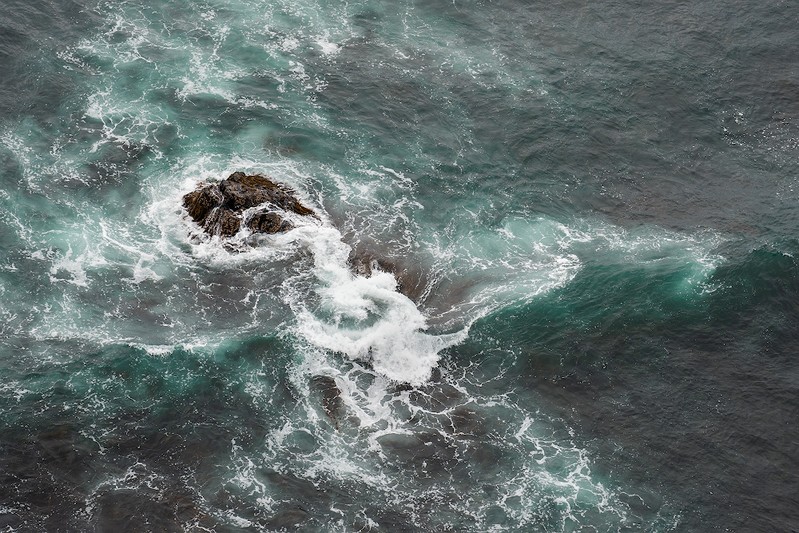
[182, 171, 315, 238]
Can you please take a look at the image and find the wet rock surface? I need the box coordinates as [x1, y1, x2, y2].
[309, 375, 347, 429]
[183, 171, 315, 238]
[347, 247, 428, 302]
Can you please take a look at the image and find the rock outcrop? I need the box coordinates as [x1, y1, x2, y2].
[183, 172, 315, 237]
[309, 375, 349, 430]
[348, 247, 428, 302]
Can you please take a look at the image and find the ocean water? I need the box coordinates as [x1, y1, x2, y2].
[1, 0, 798, 531]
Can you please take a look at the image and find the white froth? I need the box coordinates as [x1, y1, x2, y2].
[315, 35, 340, 56]
[132, 344, 174, 356]
[48, 244, 108, 287]
[285, 221, 465, 385]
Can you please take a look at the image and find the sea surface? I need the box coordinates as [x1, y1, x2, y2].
[1, 0, 798, 531]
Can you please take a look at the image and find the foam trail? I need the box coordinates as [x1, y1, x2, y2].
[283, 221, 466, 386]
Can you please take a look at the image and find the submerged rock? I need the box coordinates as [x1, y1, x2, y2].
[349, 251, 393, 279]
[348, 248, 428, 301]
[183, 171, 315, 238]
[309, 375, 346, 428]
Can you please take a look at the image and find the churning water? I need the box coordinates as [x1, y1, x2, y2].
[1, 0, 798, 531]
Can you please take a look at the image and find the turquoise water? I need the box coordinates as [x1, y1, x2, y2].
[1, 0, 798, 530]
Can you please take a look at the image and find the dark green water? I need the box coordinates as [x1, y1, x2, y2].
[1, 0, 798, 531]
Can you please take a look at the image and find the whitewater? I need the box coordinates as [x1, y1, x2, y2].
[1, 0, 798, 531]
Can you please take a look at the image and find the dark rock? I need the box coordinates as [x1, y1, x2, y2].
[247, 211, 292, 234]
[183, 172, 315, 238]
[204, 208, 242, 237]
[183, 187, 220, 224]
[349, 251, 390, 278]
[347, 245, 429, 302]
[309, 375, 345, 428]
[218, 172, 314, 215]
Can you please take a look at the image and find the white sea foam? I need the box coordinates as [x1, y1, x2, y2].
[131, 343, 174, 356]
[49, 248, 89, 287]
[275, 218, 464, 385]
[315, 34, 340, 56]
